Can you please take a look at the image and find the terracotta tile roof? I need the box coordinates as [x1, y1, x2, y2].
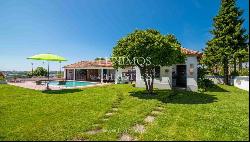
[64, 48, 202, 68]
[64, 60, 113, 68]
[180, 47, 202, 57]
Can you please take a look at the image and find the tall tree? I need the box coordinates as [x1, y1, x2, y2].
[201, 46, 221, 74]
[111, 29, 185, 94]
[202, 0, 248, 84]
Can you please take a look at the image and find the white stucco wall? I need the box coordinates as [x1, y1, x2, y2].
[64, 69, 74, 80]
[134, 56, 198, 91]
[135, 67, 144, 87]
[206, 75, 225, 84]
[115, 68, 131, 84]
[135, 66, 173, 89]
[135, 66, 172, 90]
[156, 66, 172, 89]
[185, 56, 198, 91]
[233, 76, 249, 91]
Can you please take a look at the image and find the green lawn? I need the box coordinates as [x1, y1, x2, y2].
[0, 84, 248, 141]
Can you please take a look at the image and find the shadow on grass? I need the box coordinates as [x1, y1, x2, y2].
[42, 89, 83, 94]
[205, 85, 229, 92]
[130, 89, 218, 104]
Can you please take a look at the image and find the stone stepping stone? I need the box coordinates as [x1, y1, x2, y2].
[71, 139, 84, 141]
[151, 110, 162, 116]
[144, 115, 155, 123]
[101, 118, 109, 121]
[105, 112, 113, 116]
[119, 133, 134, 141]
[133, 124, 145, 133]
[112, 108, 119, 112]
[86, 128, 103, 135]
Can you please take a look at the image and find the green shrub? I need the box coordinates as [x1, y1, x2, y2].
[231, 71, 239, 76]
[198, 78, 214, 91]
[231, 69, 249, 76]
[0, 76, 4, 81]
[27, 67, 48, 77]
[239, 68, 249, 76]
[198, 66, 214, 91]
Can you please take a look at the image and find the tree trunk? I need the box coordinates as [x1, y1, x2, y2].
[215, 65, 218, 74]
[139, 67, 154, 95]
[223, 62, 229, 85]
[140, 68, 149, 91]
[239, 58, 243, 72]
[233, 58, 237, 73]
[147, 68, 154, 95]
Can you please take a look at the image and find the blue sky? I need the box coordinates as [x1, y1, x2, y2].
[0, 0, 249, 71]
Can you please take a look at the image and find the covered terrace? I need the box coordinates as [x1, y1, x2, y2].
[63, 60, 116, 83]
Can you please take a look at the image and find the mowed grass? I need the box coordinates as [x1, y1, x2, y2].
[0, 84, 118, 140]
[0, 84, 249, 141]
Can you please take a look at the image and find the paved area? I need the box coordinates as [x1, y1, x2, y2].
[8, 81, 62, 90]
[8, 81, 110, 91]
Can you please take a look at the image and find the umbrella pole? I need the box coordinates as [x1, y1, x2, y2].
[31, 62, 34, 76]
[47, 62, 50, 89]
[59, 61, 61, 78]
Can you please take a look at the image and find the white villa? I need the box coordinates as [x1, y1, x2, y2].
[63, 47, 202, 91]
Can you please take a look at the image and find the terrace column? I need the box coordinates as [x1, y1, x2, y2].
[101, 68, 103, 83]
[64, 69, 66, 79]
[73, 69, 76, 80]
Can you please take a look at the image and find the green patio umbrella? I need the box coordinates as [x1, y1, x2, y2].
[27, 53, 67, 89]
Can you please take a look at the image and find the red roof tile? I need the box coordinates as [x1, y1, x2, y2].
[181, 47, 202, 56]
[64, 60, 113, 68]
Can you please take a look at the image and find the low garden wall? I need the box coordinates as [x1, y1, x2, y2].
[233, 76, 249, 91]
[206, 75, 225, 84]
[206, 75, 249, 91]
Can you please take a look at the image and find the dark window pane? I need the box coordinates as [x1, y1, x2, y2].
[155, 66, 160, 78]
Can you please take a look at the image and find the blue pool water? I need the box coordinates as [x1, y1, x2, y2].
[49, 81, 96, 87]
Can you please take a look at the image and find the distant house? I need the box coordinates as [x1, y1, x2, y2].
[63, 47, 202, 91]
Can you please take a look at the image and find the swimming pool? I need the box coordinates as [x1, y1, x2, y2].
[49, 81, 97, 88]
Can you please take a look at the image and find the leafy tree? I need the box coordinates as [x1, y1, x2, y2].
[0, 72, 5, 80]
[234, 47, 249, 71]
[30, 67, 48, 77]
[202, 0, 248, 84]
[111, 29, 185, 94]
[201, 46, 221, 74]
